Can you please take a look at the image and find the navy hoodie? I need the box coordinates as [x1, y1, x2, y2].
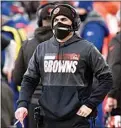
[17, 34, 112, 120]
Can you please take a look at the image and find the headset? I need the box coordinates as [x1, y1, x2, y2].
[50, 4, 81, 31]
[36, 3, 56, 27]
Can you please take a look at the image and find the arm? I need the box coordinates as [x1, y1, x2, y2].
[15, 44, 41, 125]
[17, 46, 41, 109]
[84, 45, 113, 110]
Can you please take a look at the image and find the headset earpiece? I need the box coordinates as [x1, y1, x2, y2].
[36, 3, 56, 27]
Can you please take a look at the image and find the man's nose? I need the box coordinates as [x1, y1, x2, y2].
[57, 19, 63, 23]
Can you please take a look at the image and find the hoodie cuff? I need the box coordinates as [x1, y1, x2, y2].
[84, 100, 96, 110]
[17, 101, 28, 109]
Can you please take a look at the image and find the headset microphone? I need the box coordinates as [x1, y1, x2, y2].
[57, 27, 74, 32]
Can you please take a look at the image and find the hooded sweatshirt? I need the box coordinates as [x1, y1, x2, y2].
[17, 34, 112, 120]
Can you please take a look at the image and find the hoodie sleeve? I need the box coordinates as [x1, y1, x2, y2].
[17, 46, 41, 108]
[84, 45, 113, 110]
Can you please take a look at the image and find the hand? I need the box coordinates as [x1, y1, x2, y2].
[15, 107, 28, 127]
[105, 97, 117, 112]
[76, 105, 92, 117]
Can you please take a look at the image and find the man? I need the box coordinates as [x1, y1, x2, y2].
[15, 4, 112, 128]
[13, 3, 55, 128]
[105, 10, 121, 127]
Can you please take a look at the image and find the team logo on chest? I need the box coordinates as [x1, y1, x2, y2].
[44, 53, 80, 73]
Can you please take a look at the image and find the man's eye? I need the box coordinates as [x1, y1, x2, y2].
[61, 18, 67, 21]
[54, 19, 58, 22]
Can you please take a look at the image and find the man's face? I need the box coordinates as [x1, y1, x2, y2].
[53, 15, 72, 27]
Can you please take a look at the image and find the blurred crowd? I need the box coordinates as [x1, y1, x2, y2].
[1, 1, 121, 128]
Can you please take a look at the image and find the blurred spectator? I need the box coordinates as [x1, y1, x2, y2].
[1, 34, 16, 83]
[94, 1, 120, 36]
[73, 1, 109, 52]
[105, 10, 121, 127]
[1, 2, 37, 128]
[12, 3, 55, 128]
[94, 2, 120, 59]
[106, 31, 121, 115]
[1, 34, 15, 128]
[1, 1, 29, 57]
[21, 1, 40, 20]
[1, 20, 28, 128]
